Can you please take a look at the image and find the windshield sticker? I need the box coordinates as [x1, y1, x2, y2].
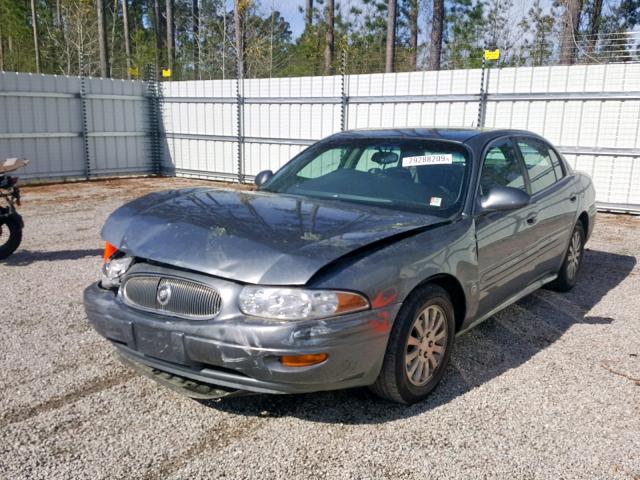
[429, 196, 442, 207]
[402, 154, 453, 167]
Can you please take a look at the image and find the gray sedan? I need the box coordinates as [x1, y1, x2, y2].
[84, 128, 596, 404]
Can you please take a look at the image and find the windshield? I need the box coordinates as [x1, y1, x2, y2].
[262, 138, 471, 216]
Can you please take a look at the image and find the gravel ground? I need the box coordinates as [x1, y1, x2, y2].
[1, 177, 639, 480]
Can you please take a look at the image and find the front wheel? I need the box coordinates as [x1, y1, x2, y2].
[370, 284, 455, 404]
[0, 214, 22, 260]
[548, 222, 585, 292]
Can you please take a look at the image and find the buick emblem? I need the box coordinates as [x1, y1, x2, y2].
[157, 283, 172, 306]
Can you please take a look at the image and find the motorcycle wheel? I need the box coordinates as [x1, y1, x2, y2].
[0, 214, 22, 260]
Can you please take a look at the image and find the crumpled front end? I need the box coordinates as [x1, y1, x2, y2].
[84, 263, 401, 397]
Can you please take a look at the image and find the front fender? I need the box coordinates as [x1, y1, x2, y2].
[309, 216, 478, 326]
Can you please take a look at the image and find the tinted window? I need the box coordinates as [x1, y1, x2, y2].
[262, 139, 471, 216]
[354, 145, 401, 172]
[549, 149, 565, 180]
[517, 138, 560, 194]
[480, 140, 526, 195]
[298, 148, 345, 179]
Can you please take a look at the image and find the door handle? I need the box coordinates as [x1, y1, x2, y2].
[526, 214, 537, 225]
[569, 193, 577, 202]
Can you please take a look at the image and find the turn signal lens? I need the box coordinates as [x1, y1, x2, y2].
[102, 241, 118, 262]
[280, 353, 328, 367]
[335, 292, 370, 314]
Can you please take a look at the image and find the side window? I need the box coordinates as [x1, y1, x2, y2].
[549, 149, 565, 180]
[298, 148, 345, 179]
[517, 138, 559, 194]
[480, 140, 526, 195]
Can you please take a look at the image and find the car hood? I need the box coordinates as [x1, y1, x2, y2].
[102, 188, 444, 285]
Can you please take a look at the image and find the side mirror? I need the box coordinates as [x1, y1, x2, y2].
[479, 186, 530, 213]
[254, 170, 274, 187]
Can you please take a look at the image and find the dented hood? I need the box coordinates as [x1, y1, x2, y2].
[102, 188, 442, 285]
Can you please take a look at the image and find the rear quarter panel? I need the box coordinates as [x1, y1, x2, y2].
[575, 171, 597, 240]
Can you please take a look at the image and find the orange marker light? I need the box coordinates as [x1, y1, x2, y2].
[102, 242, 118, 262]
[280, 353, 328, 367]
[335, 292, 369, 314]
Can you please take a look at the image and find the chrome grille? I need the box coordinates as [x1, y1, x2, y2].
[121, 275, 222, 320]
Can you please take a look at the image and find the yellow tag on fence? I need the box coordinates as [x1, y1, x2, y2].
[128, 66, 139, 77]
[162, 68, 172, 78]
[483, 49, 500, 61]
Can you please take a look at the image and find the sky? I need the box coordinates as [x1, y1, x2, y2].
[224, 0, 555, 42]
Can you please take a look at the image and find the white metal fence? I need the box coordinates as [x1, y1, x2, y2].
[162, 63, 640, 212]
[2, 65, 639, 212]
[0, 72, 151, 181]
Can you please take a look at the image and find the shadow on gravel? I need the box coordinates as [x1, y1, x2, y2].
[2, 248, 102, 266]
[203, 248, 635, 424]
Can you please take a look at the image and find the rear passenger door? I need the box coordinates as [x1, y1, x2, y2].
[475, 138, 540, 317]
[514, 136, 577, 279]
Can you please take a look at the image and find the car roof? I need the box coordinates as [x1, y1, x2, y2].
[329, 127, 537, 144]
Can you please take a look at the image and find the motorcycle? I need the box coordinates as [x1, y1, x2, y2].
[0, 158, 28, 260]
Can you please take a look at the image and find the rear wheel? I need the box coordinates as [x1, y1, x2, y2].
[0, 214, 22, 260]
[370, 284, 455, 404]
[548, 222, 585, 292]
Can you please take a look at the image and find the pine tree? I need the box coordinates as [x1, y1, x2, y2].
[445, 0, 486, 69]
[516, 0, 557, 66]
[325, 0, 334, 74]
[559, 0, 583, 64]
[428, 0, 444, 70]
[385, 0, 397, 72]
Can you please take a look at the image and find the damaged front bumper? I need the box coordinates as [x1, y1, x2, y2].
[83, 282, 400, 398]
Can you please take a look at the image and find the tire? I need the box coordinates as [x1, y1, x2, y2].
[548, 221, 585, 292]
[370, 284, 455, 404]
[0, 214, 22, 260]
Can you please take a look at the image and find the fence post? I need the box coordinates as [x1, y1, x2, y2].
[235, 75, 245, 183]
[79, 60, 91, 180]
[145, 64, 162, 176]
[340, 40, 349, 131]
[476, 57, 487, 128]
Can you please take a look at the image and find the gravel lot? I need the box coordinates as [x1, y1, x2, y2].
[1, 177, 639, 480]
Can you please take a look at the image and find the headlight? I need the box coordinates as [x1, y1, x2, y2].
[100, 243, 133, 289]
[238, 286, 369, 320]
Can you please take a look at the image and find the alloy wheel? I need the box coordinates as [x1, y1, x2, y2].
[567, 230, 582, 280]
[405, 305, 448, 386]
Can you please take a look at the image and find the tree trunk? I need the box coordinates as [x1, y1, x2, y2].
[154, 0, 162, 76]
[428, 0, 444, 70]
[166, 0, 174, 73]
[122, 0, 132, 78]
[559, 0, 582, 65]
[193, 0, 200, 78]
[409, 0, 418, 70]
[0, 24, 4, 72]
[385, 0, 397, 73]
[324, 0, 334, 75]
[30, 0, 41, 73]
[234, 0, 244, 80]
[55, 0, 66, 73]
[109, 0, 118, 76]
[586, 0, 602, 57]
[305, 0, 313, 28]
[96, 0, 109, 77]
[56, 0, 62, 25]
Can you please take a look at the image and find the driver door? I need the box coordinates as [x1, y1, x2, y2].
[475, 137, 540, 317]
